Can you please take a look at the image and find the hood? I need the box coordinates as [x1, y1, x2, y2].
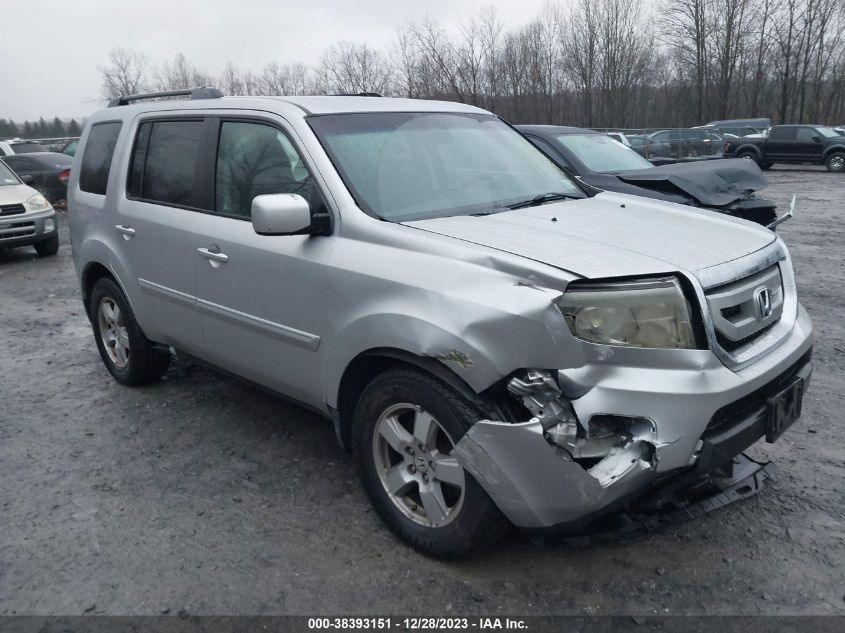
[405, 192, 775, 279]
[0, 183, 36, 206]
[614, 158, 767, 208]
[580, 173, 692, 206]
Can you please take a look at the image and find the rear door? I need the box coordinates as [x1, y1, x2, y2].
[114, 117, 207, 353]
[191, 115, 333, 407]
[766, 126, 797, 161]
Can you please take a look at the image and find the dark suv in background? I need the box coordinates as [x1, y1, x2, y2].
[724, 124, 845, 172]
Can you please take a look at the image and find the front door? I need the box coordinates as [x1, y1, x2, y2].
[191, 117, 333, 407]
[794, 127, 825, 161]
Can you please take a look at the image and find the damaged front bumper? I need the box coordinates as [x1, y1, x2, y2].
[454, 305, 813, 531]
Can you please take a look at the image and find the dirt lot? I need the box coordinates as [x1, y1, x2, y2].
[1, 168, 843, 617]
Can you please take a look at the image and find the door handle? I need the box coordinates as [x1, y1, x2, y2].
[197, 247, 229, 263]
[115, 224, 135, 239]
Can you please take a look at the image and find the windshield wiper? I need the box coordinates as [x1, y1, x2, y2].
[507, 192, 581, 210]
[470, 205, 510, 216]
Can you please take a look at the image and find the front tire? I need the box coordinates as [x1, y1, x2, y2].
[352, 368, 511, 558]
[33, 233, 59, 256]
[89, 277, 170, 385]
[826, 152, 845, 172]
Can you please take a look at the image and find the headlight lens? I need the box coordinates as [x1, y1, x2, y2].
[556, 277, 697, 349]
[24, 194, 51, 212]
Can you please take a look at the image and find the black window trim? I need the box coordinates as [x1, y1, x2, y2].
[79, 119, 123, 196]
[125, 113, 334, 231]
[125, 115, 211, 213]
[207, 114, 332, 225]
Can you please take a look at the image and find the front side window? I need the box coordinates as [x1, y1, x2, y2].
[215, 121, 312, 218]
[128, 119, 203, 207]
[79, 122, 122, 195]
[309, 112, 582, 222]
[554, 134, 654, 173]
[796, 127, 818, 142]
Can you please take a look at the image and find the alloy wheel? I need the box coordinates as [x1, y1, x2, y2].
[97, 297, 130, 368]
[372, 403, 465, 528]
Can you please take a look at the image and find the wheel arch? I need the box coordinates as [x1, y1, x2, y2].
[735, 144, 762, 158]
[822, 145, 845, 159]
[80, 259, 136, 324]
[332, 347, 512, 452]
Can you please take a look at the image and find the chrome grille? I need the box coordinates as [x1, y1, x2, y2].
[706, 264, 784, 349]
[0, 221, 36, 240]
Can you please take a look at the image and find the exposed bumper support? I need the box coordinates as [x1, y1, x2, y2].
[454, 418, 660, 528]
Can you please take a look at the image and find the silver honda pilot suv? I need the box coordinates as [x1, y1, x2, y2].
[68, 89, 813, 557]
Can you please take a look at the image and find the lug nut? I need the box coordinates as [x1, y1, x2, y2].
[408, 465, 417, 474]
[405, 446, 415, 455]
[423, 474, 430, 483]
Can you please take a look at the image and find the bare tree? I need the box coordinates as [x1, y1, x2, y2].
[151, 53, 213, 92]
[99, 48, 148, 100]
[318, 42, 393, 94]
[95, 1, 845, 127]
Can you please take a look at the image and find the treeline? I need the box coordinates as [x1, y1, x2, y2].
[99, 0, 845, 127]
[0, 117, 82, 139]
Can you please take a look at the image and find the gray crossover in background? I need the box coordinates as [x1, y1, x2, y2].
[68, 90, 813, 557]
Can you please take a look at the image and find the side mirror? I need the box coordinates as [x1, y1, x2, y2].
[812, 136, 821, 143]
[251, 193, 312, 236]
[21, 174, 35, 185]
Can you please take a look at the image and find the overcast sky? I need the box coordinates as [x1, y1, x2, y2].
[0, 0, 551, 122]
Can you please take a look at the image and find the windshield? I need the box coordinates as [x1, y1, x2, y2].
[0, 161, 20, 186]
[554, 134, 654, 172]
[308, 112, 583, 221]
[10, 142, 44, 153]
[816, 127, 840, 138]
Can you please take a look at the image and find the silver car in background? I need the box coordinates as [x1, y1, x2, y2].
[68, 90, 813, 557]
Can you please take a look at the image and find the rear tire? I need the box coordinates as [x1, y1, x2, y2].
[737, 150, 760, 164]
[826, 152, 845, 173]
[352, 367, 511, 558]
[89, 277, 170, 385]
[33, 233, 59, 256]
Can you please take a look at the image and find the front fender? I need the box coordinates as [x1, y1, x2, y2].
[322, 286, 581, 409]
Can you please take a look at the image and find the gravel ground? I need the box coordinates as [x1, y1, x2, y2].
[0, 168, 843, 617]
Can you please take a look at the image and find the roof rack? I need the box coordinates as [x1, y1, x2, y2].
[335, 92, 383, 97]
[108, 87, 224, 108]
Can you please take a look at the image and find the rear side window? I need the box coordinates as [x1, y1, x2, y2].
[128, 120, 204, 207]
[769, 127, 797, 141]
[79, 122, 122, 195]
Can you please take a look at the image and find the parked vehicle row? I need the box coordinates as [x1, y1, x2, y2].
[0, 138, 47, 156]
[67, 89, 812, 558]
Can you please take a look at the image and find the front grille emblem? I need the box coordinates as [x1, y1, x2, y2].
[754, 286, 773, 319]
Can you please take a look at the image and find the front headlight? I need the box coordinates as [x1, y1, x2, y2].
[555, 277, 698, 349]
[24, 193, 51, 213]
